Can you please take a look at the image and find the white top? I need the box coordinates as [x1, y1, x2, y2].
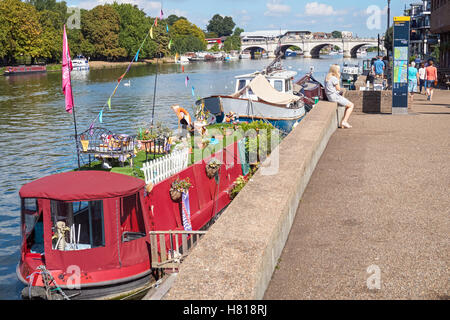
[418, 67, 426, 80]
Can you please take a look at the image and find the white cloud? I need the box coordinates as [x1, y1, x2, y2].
[304, 2, 346, 16]
[264, 0, 291, 17]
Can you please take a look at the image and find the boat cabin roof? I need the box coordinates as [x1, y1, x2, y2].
[235, 70, 297, 81]
[19, 171, 145, 201]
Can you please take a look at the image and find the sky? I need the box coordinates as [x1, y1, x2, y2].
[67, 0, 414, 38]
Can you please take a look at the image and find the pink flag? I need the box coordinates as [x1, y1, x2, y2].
[160, 9, 164, 20]
[62, 25, 74, 114]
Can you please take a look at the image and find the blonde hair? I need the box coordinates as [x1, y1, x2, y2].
[326, 64, 340, 82]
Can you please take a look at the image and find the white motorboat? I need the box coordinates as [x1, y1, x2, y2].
[72, 55, 90, 71]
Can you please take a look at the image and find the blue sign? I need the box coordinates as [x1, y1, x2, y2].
[392, 17, 410, 114]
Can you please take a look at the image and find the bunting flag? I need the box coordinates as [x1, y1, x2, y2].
[135, 49, 140, 62]
[99, 110, 103, 123]
[159, 9, 164, 20]
[182, 65, 185, 73]
[168, 39, 172, 50]
[191, 86, 195, 97]
[185, 76, 189, 87]
[154, 17, 158, 27]
[166, 24, 169, 33]
[118, 73, 126, 83]
[62, 24, 74, 114]
[181, 192, 192, 231]
[107, 97, 111, 110]
[89, 123, 94, 135]
[150, 26, 153, 39]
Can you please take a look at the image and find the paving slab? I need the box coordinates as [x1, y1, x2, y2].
[264, 90, 450, 300]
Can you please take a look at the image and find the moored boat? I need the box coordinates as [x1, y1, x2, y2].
[17, 141, 245, 300]
[3, 65, 47, 76]
[72, 55, 90, 71]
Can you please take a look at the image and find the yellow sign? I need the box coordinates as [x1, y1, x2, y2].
[393, 16, 411, 22]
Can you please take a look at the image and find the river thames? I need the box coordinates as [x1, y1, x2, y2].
[0, 53, 375, 299]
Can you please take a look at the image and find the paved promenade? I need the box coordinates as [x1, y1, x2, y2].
[264, 90, 450, 299]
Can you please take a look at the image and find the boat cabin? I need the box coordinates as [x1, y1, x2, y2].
[234, 70, 297, 100]
[18, 171, 151, 290]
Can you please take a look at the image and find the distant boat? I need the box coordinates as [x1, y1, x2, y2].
[285, 49, 297, 57]
[239, 51, 251, 59]
[72, 55, 90, 71]
[3, 65, 47, 76]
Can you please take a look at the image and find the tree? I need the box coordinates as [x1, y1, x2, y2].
[384, 26, 393, 55]
[38, 9, 63, 62]
[112, 3, 152, 59]
[82, 5, 127, 60]
[207, 14, 235, 37]
[169, 18, 206, 53]
[166, 14, 185, 26]
[0, 0, 45, 64]
[331, 30, 342, 38]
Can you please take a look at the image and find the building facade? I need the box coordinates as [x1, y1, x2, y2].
[404, 1, 440, 59]
[430, 0, 450, 69]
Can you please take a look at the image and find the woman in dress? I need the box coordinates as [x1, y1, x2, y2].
[324, 64, 354, 128]
[408, 61, 419, 102]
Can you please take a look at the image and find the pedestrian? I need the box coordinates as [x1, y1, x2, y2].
[418, 63, 426, 94]
[324, 64, 354, 129]
[408, 61, 419, 102]
[425, 60, 438, 101]
[372, 56, 385, 79]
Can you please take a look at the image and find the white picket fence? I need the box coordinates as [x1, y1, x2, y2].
[141, 148, 190, 185]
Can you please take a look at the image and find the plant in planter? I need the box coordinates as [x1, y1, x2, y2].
[169, 177, 192, 202]
[229, 175, 248, 200]
[205, 157, 222, 179]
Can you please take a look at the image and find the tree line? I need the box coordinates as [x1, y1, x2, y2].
[0, 0, 243, 65]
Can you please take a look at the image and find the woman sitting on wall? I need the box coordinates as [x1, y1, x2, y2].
[324, 64, 354, 129]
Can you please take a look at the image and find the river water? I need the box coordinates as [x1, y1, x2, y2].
[0, 53, 375, 299]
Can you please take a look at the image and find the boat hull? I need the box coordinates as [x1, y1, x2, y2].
[4, 65, 47, 75]
[201, 96, 305, 133]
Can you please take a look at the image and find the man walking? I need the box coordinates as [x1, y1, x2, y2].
[372, 56, 385, 79]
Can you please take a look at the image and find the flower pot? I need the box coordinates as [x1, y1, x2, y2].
[80, 140, 89, 152]
[205, 165, 220, 179]
[169, 188, 182, 202]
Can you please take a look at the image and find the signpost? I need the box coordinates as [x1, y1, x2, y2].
[392, 16, 410, 114]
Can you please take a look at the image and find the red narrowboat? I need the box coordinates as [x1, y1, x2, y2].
[3, 65, 47, 75]
[17, 141, 244, 299]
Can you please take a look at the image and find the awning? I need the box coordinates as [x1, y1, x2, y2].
[20, 171, 145, 201]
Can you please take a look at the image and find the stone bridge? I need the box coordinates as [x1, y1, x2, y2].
[241, 37, 384, 58]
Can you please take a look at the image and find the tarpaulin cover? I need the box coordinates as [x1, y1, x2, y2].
[20, 171, 145, 201]
[232, 74, 300, 105]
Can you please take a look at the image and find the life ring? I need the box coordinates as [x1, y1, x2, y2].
[171, 105, 192, 125]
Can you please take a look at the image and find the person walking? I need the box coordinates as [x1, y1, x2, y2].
[324, 64, 354, 129]
[408, 61, 419, 102]
[418, 63, 426, 94]
[425, 60, 438, 101]
[372, 56, 385, 79]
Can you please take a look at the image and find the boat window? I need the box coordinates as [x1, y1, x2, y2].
[120, 194, 146, 242]
[22, 198, 45, 254]
[285, 80, 292, 92]
[50, 200, 105, 251]
[238, 80, 247, 91]
[274, 80, 283, 92]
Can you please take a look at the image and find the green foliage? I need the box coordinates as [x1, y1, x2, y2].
[169, 19, 206, 53]
[384, 26, 393, 54]
[331, 30, 342, 38]
[207, 14, 235, 37]
[82, 5, 127, 60]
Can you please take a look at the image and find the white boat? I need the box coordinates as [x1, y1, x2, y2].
[198, 56, 306, 133]
[72, 55, 90, 71]
[176, 55, 190, 64]
[239, 51, 251, 59]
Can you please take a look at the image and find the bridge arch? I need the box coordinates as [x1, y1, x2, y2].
[241, 46, 268, 58]
[309, 43, 343, 58]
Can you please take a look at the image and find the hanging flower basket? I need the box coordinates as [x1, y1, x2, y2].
[205, 158, 221, 179]
[170, 178, 192, 202]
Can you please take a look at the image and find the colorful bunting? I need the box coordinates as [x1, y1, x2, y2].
[99, 110, 103, 123]
[107, 97, 111, 110]
[89, 123, 94, 135]
[154, 17, 158, 27]
[150, 26, 153, 39]
[191, 86, 195, 97]
[160, 9, 164, 20]
[185, 76, 189, 87]
[135, 49, 140, 62]
[166, 24, 169, 33]
[182, 65, 185, 73]
[168, 39, 172, 50]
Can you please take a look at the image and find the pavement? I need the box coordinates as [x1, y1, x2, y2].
[264, 90, 450, 300]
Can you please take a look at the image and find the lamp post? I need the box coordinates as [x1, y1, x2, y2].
[387, 0, 391, 60]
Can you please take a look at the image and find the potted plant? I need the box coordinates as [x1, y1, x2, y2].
[169, 177, 192, 202]
[205, 158, 222, 179]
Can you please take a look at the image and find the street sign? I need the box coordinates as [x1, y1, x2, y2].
[392, 16, 410, 114]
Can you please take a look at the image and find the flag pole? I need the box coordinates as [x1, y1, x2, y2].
[71, 79, 81, 170]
